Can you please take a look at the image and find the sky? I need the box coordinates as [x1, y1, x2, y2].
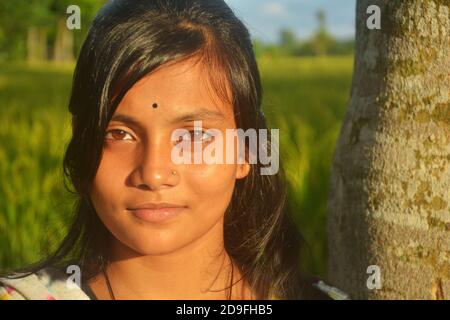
[224, 0, 356, 43]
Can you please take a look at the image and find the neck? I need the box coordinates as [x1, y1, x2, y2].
[88, 220, 253, 300]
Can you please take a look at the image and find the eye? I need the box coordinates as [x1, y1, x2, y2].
[105, 129, 135, 141]
[178, 129, 213, 143]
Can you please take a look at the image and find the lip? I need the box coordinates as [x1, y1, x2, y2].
[127, 202, 187, 223]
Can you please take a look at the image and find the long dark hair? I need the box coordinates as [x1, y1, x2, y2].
[6, 0, 306, 299]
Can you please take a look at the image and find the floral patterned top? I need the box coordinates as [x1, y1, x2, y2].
[0, 267, 350, 300]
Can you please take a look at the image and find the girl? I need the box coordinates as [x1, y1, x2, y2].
[0, 0, 348, 300]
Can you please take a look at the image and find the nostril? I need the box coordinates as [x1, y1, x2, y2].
[137, 184, 152, 191]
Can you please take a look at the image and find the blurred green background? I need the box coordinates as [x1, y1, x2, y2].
[0, 1, 354, 277]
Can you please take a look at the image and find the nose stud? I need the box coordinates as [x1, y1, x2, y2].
[172, 170, 177, 175]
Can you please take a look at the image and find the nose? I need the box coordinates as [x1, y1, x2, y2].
[129, 138, 179, 191]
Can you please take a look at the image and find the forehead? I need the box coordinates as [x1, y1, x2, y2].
[116, 56, 233, 119]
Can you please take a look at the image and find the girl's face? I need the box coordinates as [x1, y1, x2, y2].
[90, 56, 250, 256]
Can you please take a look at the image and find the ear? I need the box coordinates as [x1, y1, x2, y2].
[235, 161, 250, 180]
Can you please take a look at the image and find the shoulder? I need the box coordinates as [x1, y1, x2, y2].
[0, 267, 91, 300]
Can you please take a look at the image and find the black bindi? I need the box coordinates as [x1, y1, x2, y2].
[152, 103, 158, 109]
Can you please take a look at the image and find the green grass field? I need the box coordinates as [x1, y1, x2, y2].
[0, 56, 354, 276]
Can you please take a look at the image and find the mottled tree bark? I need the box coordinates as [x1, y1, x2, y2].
[328, 0, 450, 299]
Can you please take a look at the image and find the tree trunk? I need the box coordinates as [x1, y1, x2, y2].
[53, 17, 74, 62]
[27, 27, 47, 63]
[328, 0, 450, 299]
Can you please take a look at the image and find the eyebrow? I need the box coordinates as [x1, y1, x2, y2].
[110, 109, 227, 126]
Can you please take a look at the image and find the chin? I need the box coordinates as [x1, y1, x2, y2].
[125, 232, 192, 256]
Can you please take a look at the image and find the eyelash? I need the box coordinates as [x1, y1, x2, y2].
[105, 129, 213, 143]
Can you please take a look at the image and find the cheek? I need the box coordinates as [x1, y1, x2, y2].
[184, 162, 237, 215]
[182, 131, 241, 214]
[90, 144, 135, 215]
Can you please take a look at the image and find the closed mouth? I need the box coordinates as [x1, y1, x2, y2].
[127, 202, 187, 210]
